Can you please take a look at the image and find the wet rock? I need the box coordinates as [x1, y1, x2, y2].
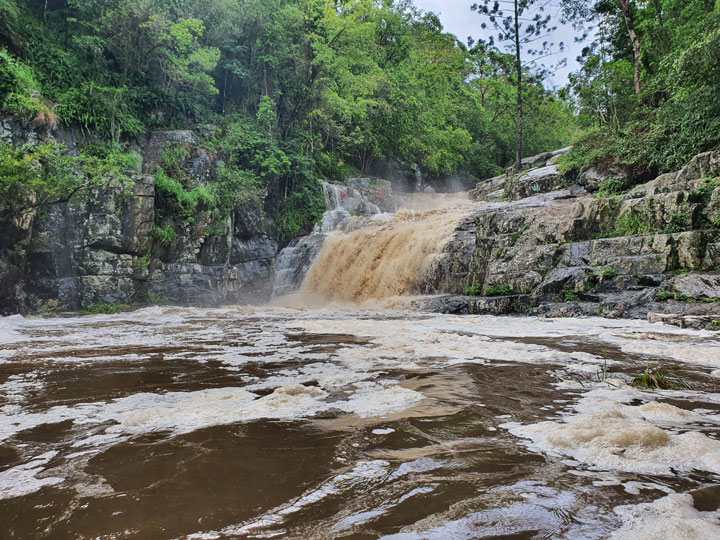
[141, 130, 199, 172]
[432, 148, 720, 329]
[272, 235, 326, 297]
[411, 295, 470, 314]
[662, 273, 720, 300]
[576, 167, 607, 192]
[534, 267, 587, 298]
[467, 294, 533, 315]
[469, 173, 506, 201]
[508, 165, 564, 200]
[675, 150, 720, 184]
[0, 123, 283, 312]
[648, 312, 720, 330]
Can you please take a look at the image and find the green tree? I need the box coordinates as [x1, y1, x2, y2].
[472, 0, 563, 170]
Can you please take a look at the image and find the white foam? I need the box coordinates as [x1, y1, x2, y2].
[296, 319, 607, 367]
[333, 382, 425, 418]
[609, 493, 720, 539]
[508, 387, 720, 475]
[0, 451, 64, 500]
[1, 380, 423, 444]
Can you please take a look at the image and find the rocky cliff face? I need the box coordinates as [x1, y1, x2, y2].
[3, 114, 719, 328]
[420, 148, 720, 329]
[0, 119, 278, 314]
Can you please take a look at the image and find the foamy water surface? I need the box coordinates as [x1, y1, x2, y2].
[1, 306, 719, 538]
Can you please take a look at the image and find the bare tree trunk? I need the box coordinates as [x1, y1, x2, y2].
[617, 0, 642, 95]
[514, 0, 523, 171]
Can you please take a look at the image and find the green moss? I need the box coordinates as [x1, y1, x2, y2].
[511, 299, 532, 312]
[148, 292, 169, 303]
[509, 224, 530, 246]
[656, 289, 675, 301]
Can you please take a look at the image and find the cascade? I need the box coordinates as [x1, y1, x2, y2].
[271, 181, 388, 297]
[299, 194, 471, 303]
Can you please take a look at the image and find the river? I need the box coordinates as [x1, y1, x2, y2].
[2, 306, 720, 538]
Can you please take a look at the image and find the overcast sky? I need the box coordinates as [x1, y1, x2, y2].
[412, 1, 587, 88]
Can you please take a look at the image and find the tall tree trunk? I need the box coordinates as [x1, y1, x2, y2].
[617, 0, 642, 95]
[514, 0, 523, 171]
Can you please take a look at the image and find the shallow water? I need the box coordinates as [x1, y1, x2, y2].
[1, 306, 720, 539]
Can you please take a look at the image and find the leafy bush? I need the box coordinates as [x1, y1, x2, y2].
[485, 284, 512, 296]
[464, 283, 483, 296]
[558, 283, 579, 302]
[56, 84, 144, 140]
[697, 178, 720, 202]
[0, 140, 77, 215]
[154, 169, 217, 221]
[0, 139, 140, 218]
[153, 223, 177, 247]
[78, 302, 129, 315]
[0, 47, 57, 128]
[596, 177, 634, 198]
[601, 267, 617, 279]
[612, 212, 654, 236]
[665, 210, 692, 233]
[276, 168, 326, 246]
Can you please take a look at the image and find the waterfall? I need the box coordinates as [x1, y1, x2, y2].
[299, 199, 470, 303]
[271, 180, 388, 297]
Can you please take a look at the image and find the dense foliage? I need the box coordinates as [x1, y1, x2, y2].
[0, 1, 575, 222]
[559, 0, 720, 180]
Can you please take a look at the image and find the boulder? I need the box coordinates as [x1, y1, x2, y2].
[662, 273, 720, 300]
[508, 165, 563, 199]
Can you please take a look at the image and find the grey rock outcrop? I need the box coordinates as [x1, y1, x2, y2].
[662, 273, 720, 300]
[422, 148, 720, 329]
[0, 120, 279, 313]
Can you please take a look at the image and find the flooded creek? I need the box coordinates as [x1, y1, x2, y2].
[1, 307, 720, 538]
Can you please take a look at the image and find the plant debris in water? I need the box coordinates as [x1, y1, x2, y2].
[630, 364, 691, 390]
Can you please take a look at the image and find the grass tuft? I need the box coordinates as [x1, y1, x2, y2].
[630, 364, 690, 390]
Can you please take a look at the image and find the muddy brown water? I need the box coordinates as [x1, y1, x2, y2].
[1, 307, 719, 539]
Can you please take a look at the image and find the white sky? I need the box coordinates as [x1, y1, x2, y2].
[412, 0, 588, 88]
